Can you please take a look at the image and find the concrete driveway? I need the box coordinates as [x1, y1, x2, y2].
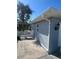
[17, 40, 48, 59]
[17, 39, 60, 59]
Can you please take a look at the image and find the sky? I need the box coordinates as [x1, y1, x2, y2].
[18, 0, 61, 21]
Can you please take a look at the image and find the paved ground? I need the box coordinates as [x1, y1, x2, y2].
[38, 55, 60, 59]
[17, 39, 60, 59]
[17, 40, 48, 59]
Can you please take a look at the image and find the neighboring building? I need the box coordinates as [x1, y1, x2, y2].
[31, 7, 61, 54]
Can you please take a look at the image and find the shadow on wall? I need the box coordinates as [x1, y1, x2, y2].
[51, 47, 61, 58]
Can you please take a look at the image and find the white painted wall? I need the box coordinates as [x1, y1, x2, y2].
[32, 18, 61, 53]
[34, 21, 49, 50]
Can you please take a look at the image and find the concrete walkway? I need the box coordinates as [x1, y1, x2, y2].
[38, 55, 60, 59]
[17, 40, 48, 59]
[17, 39, 60, 59]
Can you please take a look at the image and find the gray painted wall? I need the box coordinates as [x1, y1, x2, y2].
[58, 23, 61, 47]
[49, 18, 60, 53]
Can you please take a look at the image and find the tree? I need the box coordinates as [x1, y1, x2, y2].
[17, 1, 32, 31]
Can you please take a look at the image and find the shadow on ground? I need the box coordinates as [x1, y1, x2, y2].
[33, 39, 41, 46]
[51, 47, 61, 58]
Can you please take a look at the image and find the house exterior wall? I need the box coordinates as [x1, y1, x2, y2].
[32, 18, 61, 54]
[58, 23, 61, 47]
[31, 24, 36, 39]
[32, 21, 49, 51]
[49, 18, 60, 54]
